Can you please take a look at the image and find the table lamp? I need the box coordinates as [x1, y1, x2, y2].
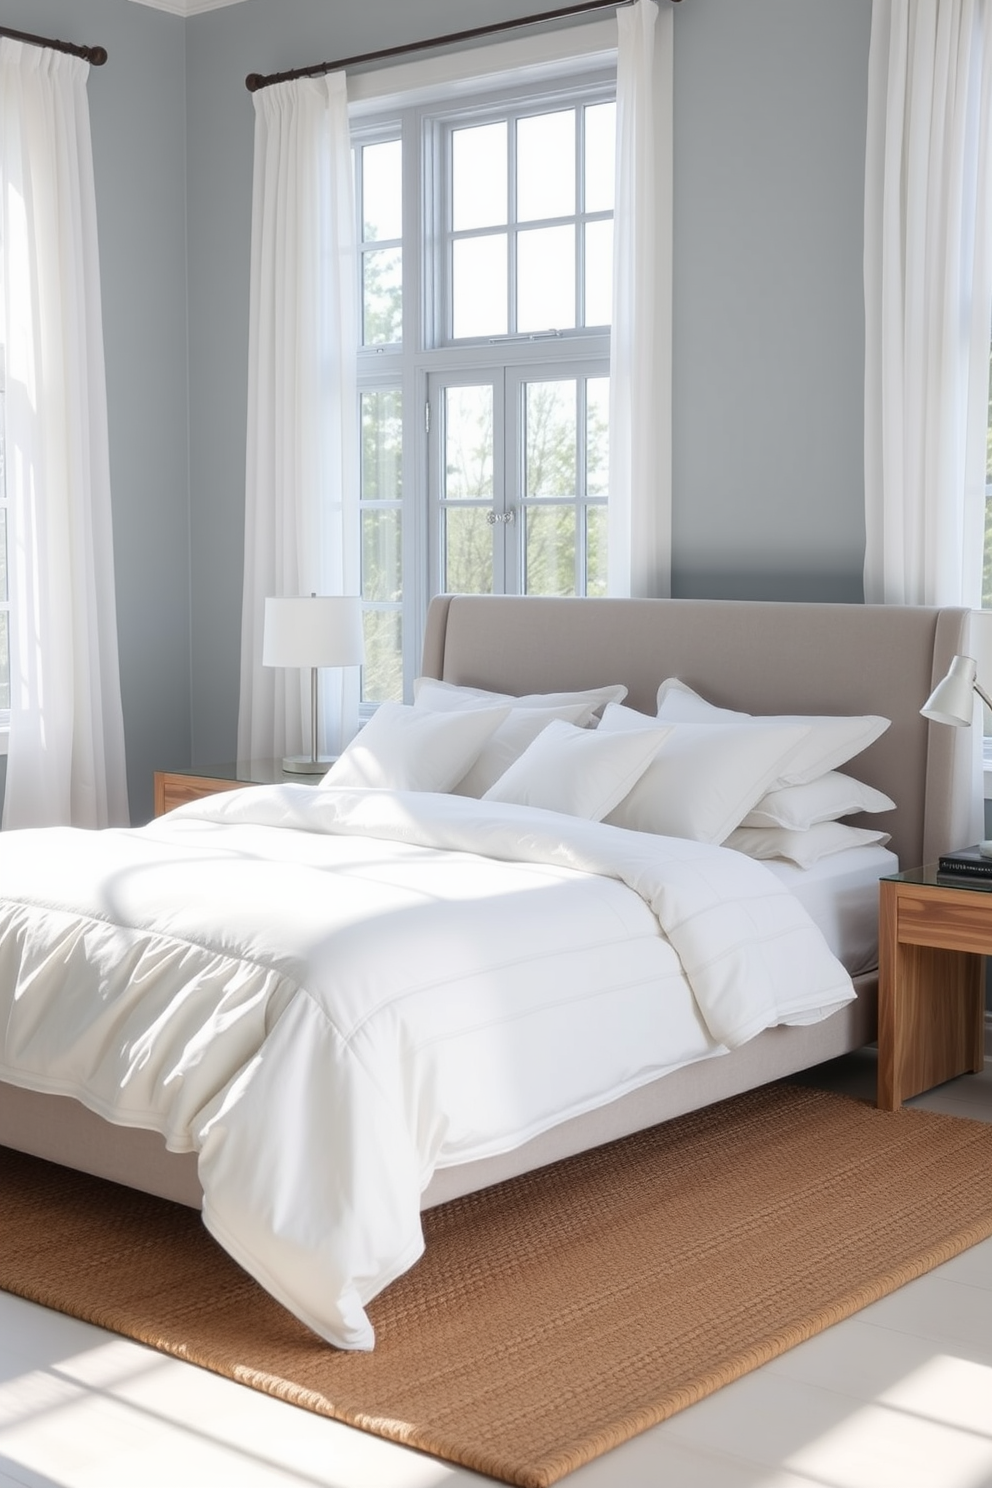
[921, 653, 992, 854]
[920, 654, 992, 727]
[262, 595, 365, 773]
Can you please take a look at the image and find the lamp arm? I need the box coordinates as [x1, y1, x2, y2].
[976, 680, 992, 714]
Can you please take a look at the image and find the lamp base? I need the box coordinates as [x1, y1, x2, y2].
[280, 755, 335, 775]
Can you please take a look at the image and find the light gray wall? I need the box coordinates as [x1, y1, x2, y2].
[0, 0, 191, 824]
[184, 0, 873, 766]
[671, 0, 870, 600]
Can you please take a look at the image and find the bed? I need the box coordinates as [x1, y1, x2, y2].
[0, 594, 980, 1349]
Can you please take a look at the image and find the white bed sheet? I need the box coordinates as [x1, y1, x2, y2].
[761, 842, 898, 977]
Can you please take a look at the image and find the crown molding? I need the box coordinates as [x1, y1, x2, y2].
[128, 0, 248, 15]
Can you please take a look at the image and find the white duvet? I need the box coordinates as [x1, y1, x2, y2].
[0, 784, 854, 1349]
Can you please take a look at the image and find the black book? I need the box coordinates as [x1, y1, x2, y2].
[937, 844, 992, 879]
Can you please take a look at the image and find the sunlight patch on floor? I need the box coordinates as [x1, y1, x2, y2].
[784, 1354, 992, 1488]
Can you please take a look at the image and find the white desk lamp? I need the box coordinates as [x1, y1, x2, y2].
[262, 595, 365, 774]
[920, 653, 992, 854]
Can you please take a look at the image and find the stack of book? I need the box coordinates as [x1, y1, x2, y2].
[936, 845, 992, 886]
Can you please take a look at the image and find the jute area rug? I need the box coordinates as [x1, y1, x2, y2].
[2, 1083, 992, 1488]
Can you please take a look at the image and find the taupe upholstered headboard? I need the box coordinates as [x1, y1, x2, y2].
[422, 595, 981, 870]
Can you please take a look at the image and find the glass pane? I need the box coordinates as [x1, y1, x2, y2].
[517, 111, 575, 222]
[363, 247, 402, 345]
[362, 509, 402, 603]
[585, 505, 608, 597]
[444, 386, 493, 500]
[0, 509, 6, 602]
[361, 608, 403, 705]
[584, 219, 613, 327]
[525, 506, 575, 597]
[453, 122, 507, 231]
[517, 225, 574, 333]
[361, 390, 402, 501]
[452, 235, 507, 338]
[586, 377, 610, 496]
[444, 508, 493, 594]
[525, 381, 576, 498]
[584, 102, 616, 213]
[361, 139, 402, 241]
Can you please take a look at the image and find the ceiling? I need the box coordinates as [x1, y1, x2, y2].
[127, 0, 248, 16]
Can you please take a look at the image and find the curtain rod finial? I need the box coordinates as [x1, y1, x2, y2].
[91, 46, 108, 66]
[245, 72, 263, 92]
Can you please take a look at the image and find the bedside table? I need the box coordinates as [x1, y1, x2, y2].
[877, 865, 986, 1110]
[153, 759, 325, 817]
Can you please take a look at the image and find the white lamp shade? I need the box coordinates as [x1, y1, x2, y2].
[920, 654, 978, 727]
[262, 596, 365, 670]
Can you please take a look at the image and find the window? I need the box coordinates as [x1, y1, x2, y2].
[985, 333, 992, 608]
[0, 342, 7, 728]
[353, 62, 616, 705]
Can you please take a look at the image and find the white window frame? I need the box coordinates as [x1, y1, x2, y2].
[351, 24, 618, 707]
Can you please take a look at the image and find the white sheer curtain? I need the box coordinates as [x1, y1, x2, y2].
[608, 0, 673, 598]
[237, 73, 360, 763]
[864, 0, 992, 606]
[0, 40, 128, 830]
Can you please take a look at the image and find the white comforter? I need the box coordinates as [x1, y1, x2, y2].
[0, 785, 854, 1349]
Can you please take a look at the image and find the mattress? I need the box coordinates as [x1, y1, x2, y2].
[762, 842, 898, 977]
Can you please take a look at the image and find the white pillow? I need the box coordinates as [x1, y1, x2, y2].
[481, 717, 670, 821]
[741, 770, 895, 831]
[598, 704, 811, 844]
[413, 676, 627, 722]
[654, 679, 890, 787]
[723, 820, 891, 869]
[450, 702, 592, 797]
[320, 701, 510, 792]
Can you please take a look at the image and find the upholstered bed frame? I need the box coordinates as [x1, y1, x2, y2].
[0, 595, 980, 1211]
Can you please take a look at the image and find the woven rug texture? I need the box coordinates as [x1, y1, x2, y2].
[2, 1082, 992, 1488]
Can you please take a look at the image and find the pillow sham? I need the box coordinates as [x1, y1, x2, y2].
[723, 820, 891, 870]
[481, 717, 670, 821]
[598, 705, 811, 844]
[320, 701, 510, 792]
[654, 679, 890, 787]
[413, 676, 627, 722]
[741, 770, 896, 831]
[450, 702, 592, 797]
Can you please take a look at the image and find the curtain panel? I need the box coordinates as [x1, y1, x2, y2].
[864, 0, 992, 607]
[608, 0, 673, 599]
[237, 72, 360, 764]
[0, 39, 128, 829]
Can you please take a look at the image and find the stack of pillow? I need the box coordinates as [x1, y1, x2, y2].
[320, 675, 895, 868]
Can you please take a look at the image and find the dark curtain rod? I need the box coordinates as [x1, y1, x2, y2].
[0, 24, 107, 66]
[246, 0, 678, 94]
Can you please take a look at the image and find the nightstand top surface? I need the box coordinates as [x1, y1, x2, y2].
[162, 759, 297, 786]
[882, 862, 992, 894]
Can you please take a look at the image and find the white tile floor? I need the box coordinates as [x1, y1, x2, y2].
[1, 1052, 990, 1488]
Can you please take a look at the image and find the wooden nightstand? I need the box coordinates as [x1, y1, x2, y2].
[153, 759, 323, 817]
[877, 866, 986, 1110]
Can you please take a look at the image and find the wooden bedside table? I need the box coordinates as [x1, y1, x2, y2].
[153, 759, 324, 816]
[877, 866, 986, 1110]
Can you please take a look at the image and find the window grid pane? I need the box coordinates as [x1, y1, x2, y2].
[360, 388, 402, 704]
[445, 94, 613, 345]
[357, 135, 403, 349]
